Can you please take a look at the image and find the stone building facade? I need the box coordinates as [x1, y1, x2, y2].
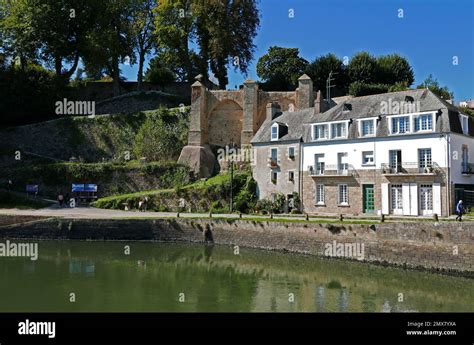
[178, 74, 320, 177]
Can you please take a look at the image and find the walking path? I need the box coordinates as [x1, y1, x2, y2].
[0, 205, 470, 222]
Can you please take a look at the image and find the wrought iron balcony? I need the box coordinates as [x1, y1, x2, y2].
[461, 162, 474, 175]
[380, 162, 440, 175]
[308, 164, 354, 177]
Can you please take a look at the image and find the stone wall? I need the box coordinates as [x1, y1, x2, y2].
[253, 142, 300, 200]
[302, 169, 450, 216]
[1, 218, 472, 275]
[74, 81, 191, 102]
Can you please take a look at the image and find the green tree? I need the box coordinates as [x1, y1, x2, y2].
[144, 56, 175, 85]
[133, 108, 188, 161]
[375, 54, 414, 86]
[193, 0, 260, 89]
[81, 0, 135, 96]
[155, 0, 259, 88]
[154, 0, 195, 82]
[417, 74, 453, 100]
[305, 53, 349, 97]
[0, 0, 39, 70]
[130, 0, 157, 90]
[348, 52, 377, 84]
[256, 46, 308, 91]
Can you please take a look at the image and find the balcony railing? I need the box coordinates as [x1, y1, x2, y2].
[308, 164, 354, 177]
[380, 162, 440, 175]
[461, 162, 474, 175]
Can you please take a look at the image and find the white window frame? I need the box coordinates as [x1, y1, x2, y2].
[460, 114, 469, 135]
[331, 121, 349, 139]
[338, 184, 349, 205]
[315, 184, 325, 205]
[288, 170, 295, 182]
[271, 170, 278, 184]
[358, 118, 377, 137]
[288, 146, 296, 159]
[311, 124, 329, 141]
[362, 151, 375, 166]
[389, 115, 411, 135]
[271, 123, 279, 141]
[413, 113, 434, 132]
[388, 112, 436, 135]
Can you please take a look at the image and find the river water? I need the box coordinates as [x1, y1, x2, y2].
[0, 240, 472, 312]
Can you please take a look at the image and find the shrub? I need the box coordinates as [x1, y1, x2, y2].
[348, 81, 390, 97]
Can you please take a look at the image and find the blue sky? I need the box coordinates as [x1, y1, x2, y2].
[121, 0, 474, 101]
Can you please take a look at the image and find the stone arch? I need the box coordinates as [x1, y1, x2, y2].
[208, 100, 243, 147]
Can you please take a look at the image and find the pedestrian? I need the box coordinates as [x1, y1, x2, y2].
[455, 199, 464, 222]
[65, 193, 70, 207]
[58, 192, 64, 207]
[138, 199, 144, 212]
[143, 196, 149, 212]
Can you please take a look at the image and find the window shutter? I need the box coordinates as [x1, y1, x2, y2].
[409, 183, 418, 216]
[381, 183, 389, 215]
[433, 183, 441, 215]
[402, 183, 411, 215]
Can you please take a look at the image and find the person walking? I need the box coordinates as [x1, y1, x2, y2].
[455, 199, 464, 222]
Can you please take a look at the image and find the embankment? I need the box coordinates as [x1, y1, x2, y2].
[0, 217, 472, 275]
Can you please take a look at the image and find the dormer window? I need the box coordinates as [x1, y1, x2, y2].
[460, 114, 469, 135]
[331, 122, 347, 139]
[413, 113, 433, 132]
[360, 118, 376, 137]
[343, 103, 352, 112]
[312, 124, 329, 140]
[271, 123, 278, 141]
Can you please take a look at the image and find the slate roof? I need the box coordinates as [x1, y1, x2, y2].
[251, 89, 473, 144]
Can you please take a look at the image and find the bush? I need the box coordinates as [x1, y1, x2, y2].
[348, 81, 390, 97]
[255, 192, 286, 214]
[0, 63, 69, 127]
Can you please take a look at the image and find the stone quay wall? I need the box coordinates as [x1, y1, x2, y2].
[0, 217, 472, 275]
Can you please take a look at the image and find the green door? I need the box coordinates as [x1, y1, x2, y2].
[363, 185, 375, 213]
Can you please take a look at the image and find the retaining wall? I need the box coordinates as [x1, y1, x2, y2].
[0, 218, 472, 275]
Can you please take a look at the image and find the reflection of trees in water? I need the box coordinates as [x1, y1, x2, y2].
[361, 293, 377, 312]
[316, 286, 325, 312]
[339, 290, 349, 312]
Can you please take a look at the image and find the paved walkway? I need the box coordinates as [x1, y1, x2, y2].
[0, 205, 470, 222]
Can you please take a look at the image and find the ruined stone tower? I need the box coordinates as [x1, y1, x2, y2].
[178, 74, 317, 177]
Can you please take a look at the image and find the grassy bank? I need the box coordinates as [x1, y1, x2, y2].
[92, 171, 257, 213]
[0, 191, 52, 209]
[3, 161, 190, 199]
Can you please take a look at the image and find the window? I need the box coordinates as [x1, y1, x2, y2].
[414, 114, 433, 132]
[361, 119, 375, 136]
[391, 184, 403, 211]
[269, 148, 278, 167]
[316, 184, 325, 204]
[460, 115, 469, 135]
[391, 116, 410, 134]
[314, 154, 325, 175]
[418, 148, 432, 170]
[271, 148, 278, 160]
[338, 184, 349, 205]
[312, 124, 328, 140]
[271, 124, 278, 140]
[338, 152, 349, 172]
[331, 122, 347, 138]
[271, 171, 277, 184]
[288, 147, 295, 159]
[288, 171, 295, 182]
[362, 151, 374, 165]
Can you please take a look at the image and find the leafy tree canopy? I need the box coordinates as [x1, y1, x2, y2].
[256, 46, 308, 91]
[417, 74, 454, 100]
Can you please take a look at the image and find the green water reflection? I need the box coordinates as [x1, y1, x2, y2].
[0, 241, 473, 312]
